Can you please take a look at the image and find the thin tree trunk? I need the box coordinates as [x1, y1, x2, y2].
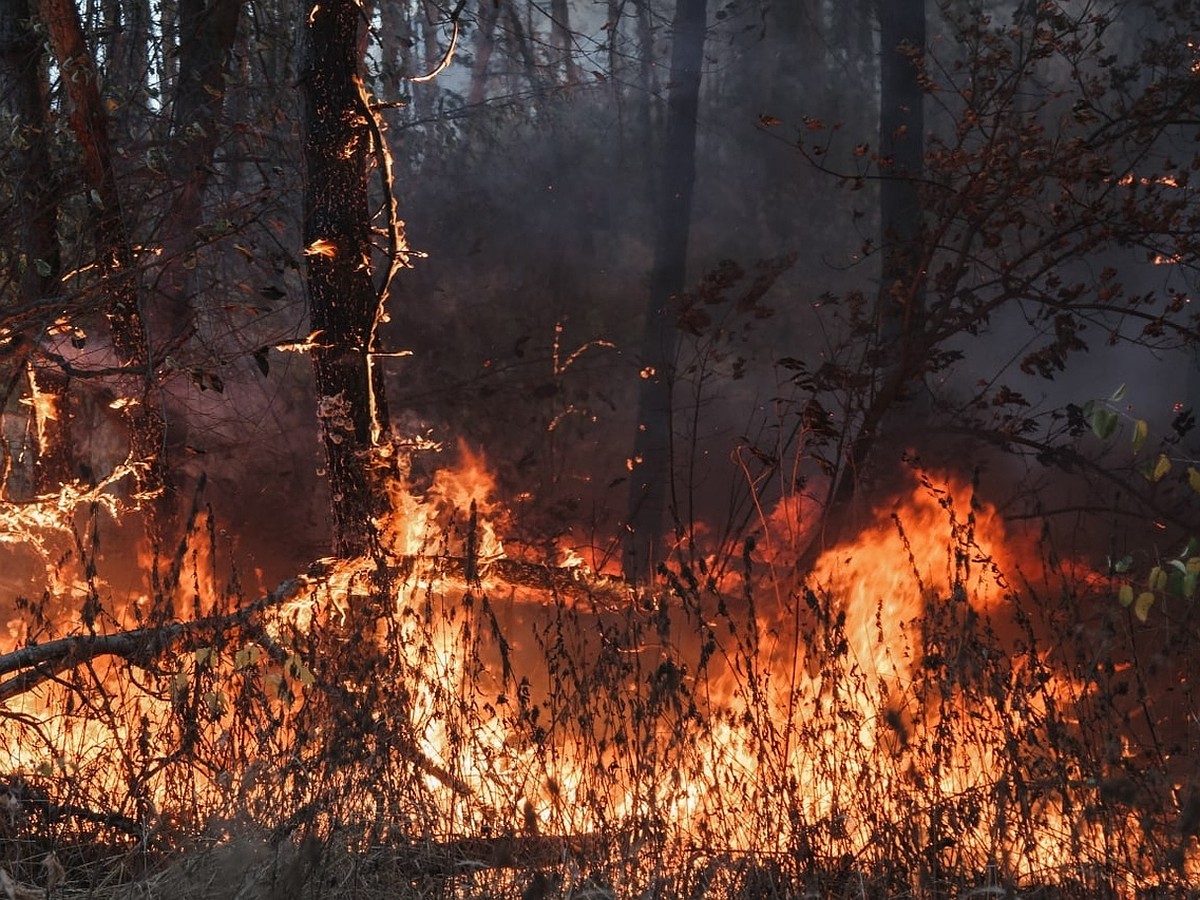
[633, 0, 655, 176]
[109, 0, 152, 141]
[379, 0, 413, 99]
[549, 0, 576, 84]
[503, 1, 544, 96]
[876, 0, 925, 352]
[127, 0, 242, 541]
[803, 0, 926, 564]
[300, 0, 389, 559]
[623, 0, 707, 581]
[467, 0, 499, 105]
[159, 0, 178, 88]
[147, 0, 242, 360]
[0, 0, 59, 309]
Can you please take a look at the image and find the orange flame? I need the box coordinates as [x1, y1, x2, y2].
[0, 454, 1194, 893]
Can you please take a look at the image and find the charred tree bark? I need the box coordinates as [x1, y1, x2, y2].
[623, 0, 707, 582]
[300, 0, 389, 559]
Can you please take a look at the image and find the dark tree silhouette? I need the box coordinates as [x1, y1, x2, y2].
[300, 0, 392, 558]
[0, 0, 67, 491]
[624, 0, 709, 581]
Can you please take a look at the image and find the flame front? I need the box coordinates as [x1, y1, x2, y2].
[0, 456, 1194, 895]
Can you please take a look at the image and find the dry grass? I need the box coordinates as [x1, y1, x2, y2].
[0, 490, 1197, 899]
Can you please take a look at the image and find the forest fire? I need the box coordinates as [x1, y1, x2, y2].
[4, 0, 1200, 896]
[0, 455, 1194, 896]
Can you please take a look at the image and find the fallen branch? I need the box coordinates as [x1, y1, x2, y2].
[0, 578, 306, 703]
[384, 555, 632, 608]
[0, 571, 473, 797]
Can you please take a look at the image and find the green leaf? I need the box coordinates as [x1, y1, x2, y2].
[1091, 407, 1119, 441]
[1188, 467, 1200, 494]
[1118, 583, 1134, 606]
[1150, 565, 1168, 592]
[1132, 419, 1148, 453]
[1151, 453, 1171, 483]
[1134, 591, 1155, 622]
[1111, 554, 1134, 574]
[1184, 571, 1197, 600]
[33, 258, 52, 277]
[1109, 383, 1127, 403]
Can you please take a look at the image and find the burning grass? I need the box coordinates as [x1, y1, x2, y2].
[0, 460, 1196, 898]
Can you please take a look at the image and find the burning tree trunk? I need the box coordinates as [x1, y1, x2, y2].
[623, 0, 708, 581]
[299, 0, 391, 559]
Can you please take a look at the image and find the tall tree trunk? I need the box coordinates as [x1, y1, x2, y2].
[161, 0, 241, 316]
[622, 0, 707, 581]
[633, 0, 655, 178]
[467, 0, 499, 105]
[0, 0, 69, 493]
[108, 0, 152, 141]
[502, 1, 544, 97]
[378, 0, 413, 100]
[0, 0, 59, 308]
[876, 0, 925, 353]
[549, 0, 576, 84]
[806, 0, 926, 559]
[300, 0, 389, 559]
[39, 0, 162, 500]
